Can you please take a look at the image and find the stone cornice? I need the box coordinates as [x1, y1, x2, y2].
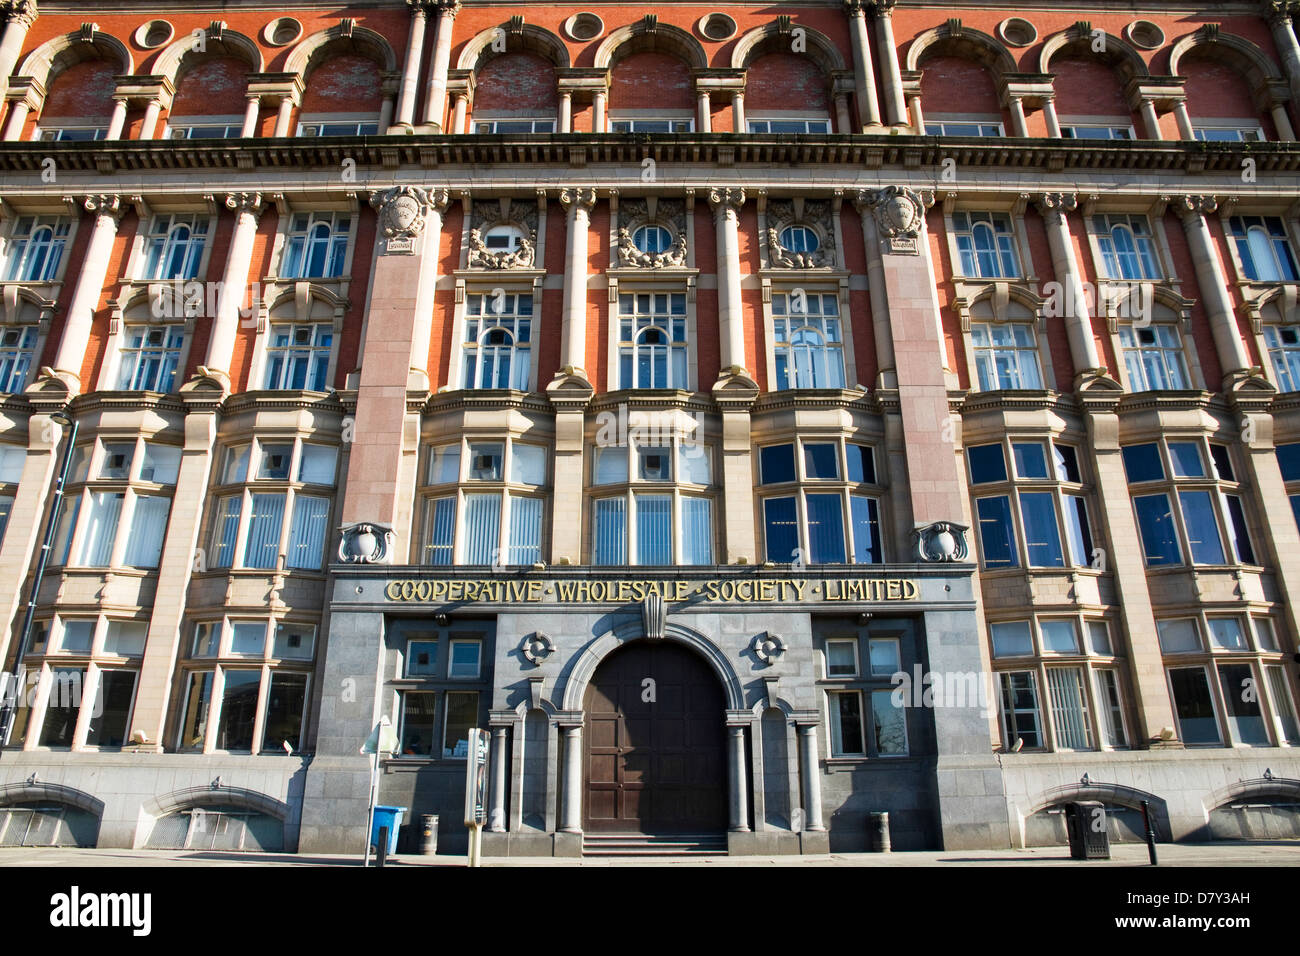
[4, 134, 1299, 178]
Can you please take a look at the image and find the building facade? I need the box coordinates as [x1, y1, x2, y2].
[1, 0, 1300, 856]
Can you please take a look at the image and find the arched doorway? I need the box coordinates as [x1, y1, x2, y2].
[583, 640, 727, 833]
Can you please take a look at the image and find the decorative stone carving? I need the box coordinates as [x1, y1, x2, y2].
[751, 631, 787, 666]
[337, 522, 396, 564]
[1033, 191, 1078, 223]
[616, 227, 686, 268]
[370, 185, 448, 254]
[468, 227, 535, 268]
[857, 186, 933, 254]
[616, 198, 687, 268]
[707, 186, 746, 217]
[521, 631, 556, 664]
[642, 592, 665, 640]
[913, 521, 970, 562]
[558, 186, 597, 212]
[2, 1, 40, 29]
[765, 198, 834, 268]
[223, 191, 265, 222]
[82, 194, 124, 223]
[1174, 194, 1219, 219]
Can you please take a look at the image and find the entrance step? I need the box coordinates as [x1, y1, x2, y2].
[582, 833, 728, 857]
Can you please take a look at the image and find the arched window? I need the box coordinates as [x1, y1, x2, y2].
[1264, 324, 1300, 392]
[971, 322, 1043, 390]
[1095, 214, 1161, 280]
[281, 213, 350, 279]
[483, 224, 526, 253]
[779, 225, 819, 254]
[772, 291, 845, 389]
[1118, 322, 1190, 391]
[617, 293, 688, 389]
[462, 292, 532, 390]
[953, 212, 1020, 278]
[144, 214, 210, 280]
[118, 325, 185, 391]
[1229, 215, 1299, 282]
[633, 225, 673, 255]
[6, 216, 71, 282]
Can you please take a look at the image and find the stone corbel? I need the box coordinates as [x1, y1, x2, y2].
[912, 521, 969, 562]
[338, 522, 396, 564]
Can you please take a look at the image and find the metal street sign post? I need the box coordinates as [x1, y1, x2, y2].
[462, 728, 489, 867]
[360, 716, 398, 868]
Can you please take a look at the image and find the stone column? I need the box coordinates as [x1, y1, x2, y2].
[834, 92, 852, 133]
[1271, 103, 1296, 141]
[593, 89, 607, 132]
[0, 0, 37, 97]
[796, 722, 824, 830]
[1, 94, 29, 140]
[1081, 395, 1180, 745]
[547, 388, 590, 565]
[1007, 96, 1029, 137]
[489, 725, 508, 831]
[697, 89, 711, 133]
[558, 187, 596, 374]
[907, 92, 925, 133]
[422, 0, 459, 130]
[451, 91, 467, 133]
[51, 195, 124, 393]
[559, 722, 583, 832]
[1267, 1, 1300, 106]
[872, 0, 906, 125]
[1139, 98, 1162, 140]
[105, 98, 129, 140]
[730, 90, 745, 132]
[709, 187, 747, 376]
[336, 186, 449, 559]
[139, 98, 163, 140]
[843, 0, 881, 129]
[1042, 97, 1062, 138]
[240, 94, 260, 138]
[558, 91, 572, 132]
[1034, 192, 1104, 377]
[274, 95, 295, 137]
[727, 722, 750, 831]
[394, 0, 429, 129]
[202, 192, 265, 388]
[1173, 102, 1195, 140]
[1174, 195, 1251, 382]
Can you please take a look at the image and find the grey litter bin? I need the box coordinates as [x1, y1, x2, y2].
[869, 811, 891, 852]
[1065, 801, 1111, 860]
[419, 814, 439, 855]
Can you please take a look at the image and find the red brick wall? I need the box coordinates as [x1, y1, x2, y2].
[335, 208, 375, 388]
[80, 213, 138, 389]
[1021, 210, 1076, 389]
[609, 52, 693, 112]
[585, 203, 610, 391]
[1050, 56, 1134, 122]
[427, 202, 463, 388]
[1181, 53, 1274, 137]
[171, 58, 251, 116]
[1065, 211, 1118, 378]
[745, 53, 828, 113]
[41, 59, 115, 120]
[301, 54, 384, 114]
[927, 210, 967, 387]
[918, 55, 1003, 121]
[737, 204, 765, 388]
[472, 52, 558, 113]
[182, 211, 234, 382]
[36, 212, 95, 369]
[839, 205, 877, 388]
[537, 200, 567, 385]
[1162, 212, 1223, 389]
[693, 205, 719, 389]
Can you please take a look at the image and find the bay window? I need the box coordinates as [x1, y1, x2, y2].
[462, 292, 532, 390]
[989, 615, 1127, 751]
[208, 438, 337, 572]
[418, 438, 547, 566]
[263, 323, 333, 391]
[591, 437, 713, 566]
[967, 438, 1096, 570]
[617, 292, 688, 389]
[760, 439, 883, 565]
[1264, 325, 1300, 392]
[52, 437, 180, 570]
[178, 617, 314, 753]
[771, 292, 846, 390]
[1122, 439, 1256, 569]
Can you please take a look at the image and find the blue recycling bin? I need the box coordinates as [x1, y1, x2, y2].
[370, 806, 407, 855]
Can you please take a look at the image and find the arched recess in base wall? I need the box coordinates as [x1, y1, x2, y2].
[0, 781, 105, 817]
[1019, 782, 1170, 845]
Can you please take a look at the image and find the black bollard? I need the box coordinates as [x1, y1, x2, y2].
[377, 826, 389, 868]
[1140, 800, 1158, 866]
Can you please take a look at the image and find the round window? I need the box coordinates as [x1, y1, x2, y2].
[779, 226, 819, 254]
[565, 12, 605, 42]
[698, 13, 738, 42]
[1125, 20, 1165, 51]
[634, 225, 673, 255]
[264, 17, 304, 47]
[135, 19, 174, 50]
[996, 17, 1038, 48]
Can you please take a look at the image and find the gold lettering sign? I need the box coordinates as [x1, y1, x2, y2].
[381, 577, 920, 605]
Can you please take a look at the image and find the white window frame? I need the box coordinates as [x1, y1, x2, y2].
[163, 115, 245, 140]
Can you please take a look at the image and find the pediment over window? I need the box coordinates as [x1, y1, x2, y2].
[0, 283, 55, 329]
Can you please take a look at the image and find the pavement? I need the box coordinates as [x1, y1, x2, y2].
[1, 840, 1298, 867]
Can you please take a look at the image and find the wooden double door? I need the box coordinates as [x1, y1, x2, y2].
[583, 641, 727, 833]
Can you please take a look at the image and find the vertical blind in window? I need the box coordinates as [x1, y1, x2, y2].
[1046, 667, 1092, 750]
[462, 493, 501, 564]
[243, 493, 285, 569]
[635, 494, 671, 564]
[593, 497, 626, 565]
[681, 497, 713, 565]
[124, 495, 170, 567]
[508, 495, 542, 565]
[287, 495, 329, 569]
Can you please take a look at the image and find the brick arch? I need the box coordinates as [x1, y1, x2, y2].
[593, 20, 708, 72]
[152, 29, 263, 89]
[609, 52, 694, 112]
[745, 53, 829, 114]
[472, 52, 558, 113]
[919, 55, 1001, 116]
[16, 29, 133, 91]
[1050, 56, 1132, 118]
[730, 22, 846, 75]
[456, 23, 570, 72]
[1038, 28, 1150, 83]
[905, 24, 1016, 79]
[1176, 46, 1274, 125]
[284, 25, 398, 83]
[1169, 28, 1284, 89]
[300, 54, 384, 114]
[171, 56, 251, 117]
[41, 58, 117, 121]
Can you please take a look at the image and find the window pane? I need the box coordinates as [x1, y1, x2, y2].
[680, 497, 713, 565]
[79, 492, 123, 566]
[968, 444, 1007, 484]
[868, 639, 900, 676]
[243, 493, 286, 569]
[216, 671, 261, 751]
[680, 445, 711, 485]
[286, 495, 330, 570]
[1122, 444, 1164, 483]
[1133, 494, 1181, 566]
[443, 691, 478, 758]
[399, 692, 436, 756]
[593, 497, 626, 565]
[593, 447, 628, 485]
[1157, 618, 1201, 654]
[178, 671, 213, 751]
[261, 672, 307, 753]
[826, 640, 857, 676]
[1266, 666, 1300, 744]
[511, 445, 547, 486]
[803, 443, 839, 479]
[1046, 667, 1092, 749]
[272, 623, 315, 660]
[975, 496, 1018, 568]
[1218, 663, 1269, 745]
[297, 445, 337, 485]
[1012, 443, 1049, 479]
[1222, 494, 1255, 564]
[104, 621, 147, 656]
[423, 497, 455, 565]
[462, 494, 502, 564]
[125, 495, 170, 567]
[763, 496, 799, 563]
[760, 444, 796, 484]
[230, 621, 266, 655]
[872, 690, 908, 755]
[1095, 670, 1127, 748]
[85, 671, 136, 747]
[990, 620, 1033, 657]
[1040, 619, 1080, 654]
[846, 445, 875, 483]
[849, 496, 881, 564]
[1019, 492, 1064, 567]
[467, 443, 503, 481]
[1207, 618, 1247, 650]
[59, 620, 95, 653]
[426, 445, 461, 484]
[140, 444, 181, 484]
[1086, 621, 1113, 656]
[1179, 490, 1225, 565]
[1063, 495, 1093, 567]
[635, 494, 672, 564]
[39, 668, 84, 747]
[805, 494, 846, 563]
[829, 691, 865, 755]
[1168, 442, 1205, 478]
[999, 671, 1041, 748]
[507, 495, 543, 565]
[405, 639, 439, 677]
